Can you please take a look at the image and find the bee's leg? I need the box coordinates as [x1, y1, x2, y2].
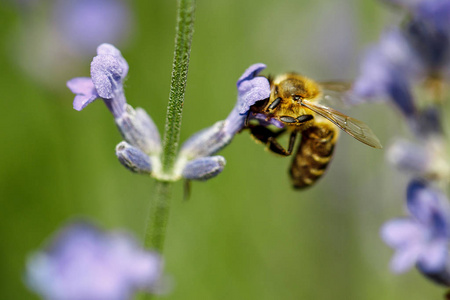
[287, 131, 296, 153]
[248, 125, 294, 156]
[268, 131, 296, 156]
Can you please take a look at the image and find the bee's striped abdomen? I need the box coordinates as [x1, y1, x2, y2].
[290, 122, 338, 189]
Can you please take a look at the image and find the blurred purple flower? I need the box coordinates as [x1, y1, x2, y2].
[352, 30, 419, 118]
[53, 0, 132, 55]
[387, 134, 449, 181]
[353, 0, 450, 116]
[381, 179, 450, 274]
[26, 222, 163, 300]
[387, 139, 430, 174]
[403, 0, 450, 78]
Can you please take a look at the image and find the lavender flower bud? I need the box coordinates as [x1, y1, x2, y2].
[179, 121, 228, 160]
[182, 156, 226, 181]
[115, 105, 161, 155]
[116, 142, 152, 174]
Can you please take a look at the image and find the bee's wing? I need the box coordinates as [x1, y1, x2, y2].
[319, 81, 352, 93]
[318, 81, 352, 108]
[302, 99, 383, 149]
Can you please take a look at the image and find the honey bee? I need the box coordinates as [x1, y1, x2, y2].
[246, 73, 382, 189]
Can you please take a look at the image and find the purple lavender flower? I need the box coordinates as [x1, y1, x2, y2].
[381, 179, 450, 276]
[68, 43, 128, 118]
[176, 64, 272, 181]
[68, 43, 161, 164]
[26, 222, 163, 300]
[53, 0, 132, 55]
[179, 64, 271, 160]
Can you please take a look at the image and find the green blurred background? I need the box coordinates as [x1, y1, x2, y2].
[0, 0, 444, 299]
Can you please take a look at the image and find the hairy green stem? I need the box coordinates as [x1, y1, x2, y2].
[144, 0, 195, 251]
[141, 1, 195, 298]
[144, 181, 171, 251]
[162, 0, 196, 175]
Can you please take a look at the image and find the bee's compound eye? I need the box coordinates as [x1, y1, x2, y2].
[280, 116, 297, 123]
[268, 97, 282, 110]
[296, 114, 313, 123]
[293, 95, 301, 101]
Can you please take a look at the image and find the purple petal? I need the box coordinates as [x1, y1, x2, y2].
[406, 179, 447, 223]
[73, 94, 99, 111]
[236, 64, 271, 115]
[418, 239, 448, 272]
[237, 77, 271, 114]
[381, 218, 424, 248]
[67, 77, 95, 94]
[67, 77, 99, 111]
[236, 63, 267, 87]
[390, 243, 424, 273]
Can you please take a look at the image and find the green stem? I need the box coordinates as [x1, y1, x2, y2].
[140, 1, 195, 298]
[162, 0, 196, 175]
[143, 0, 195, 250]
[144, 181, 171, 251]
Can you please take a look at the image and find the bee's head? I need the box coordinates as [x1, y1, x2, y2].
[271, 74, 320, 105]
